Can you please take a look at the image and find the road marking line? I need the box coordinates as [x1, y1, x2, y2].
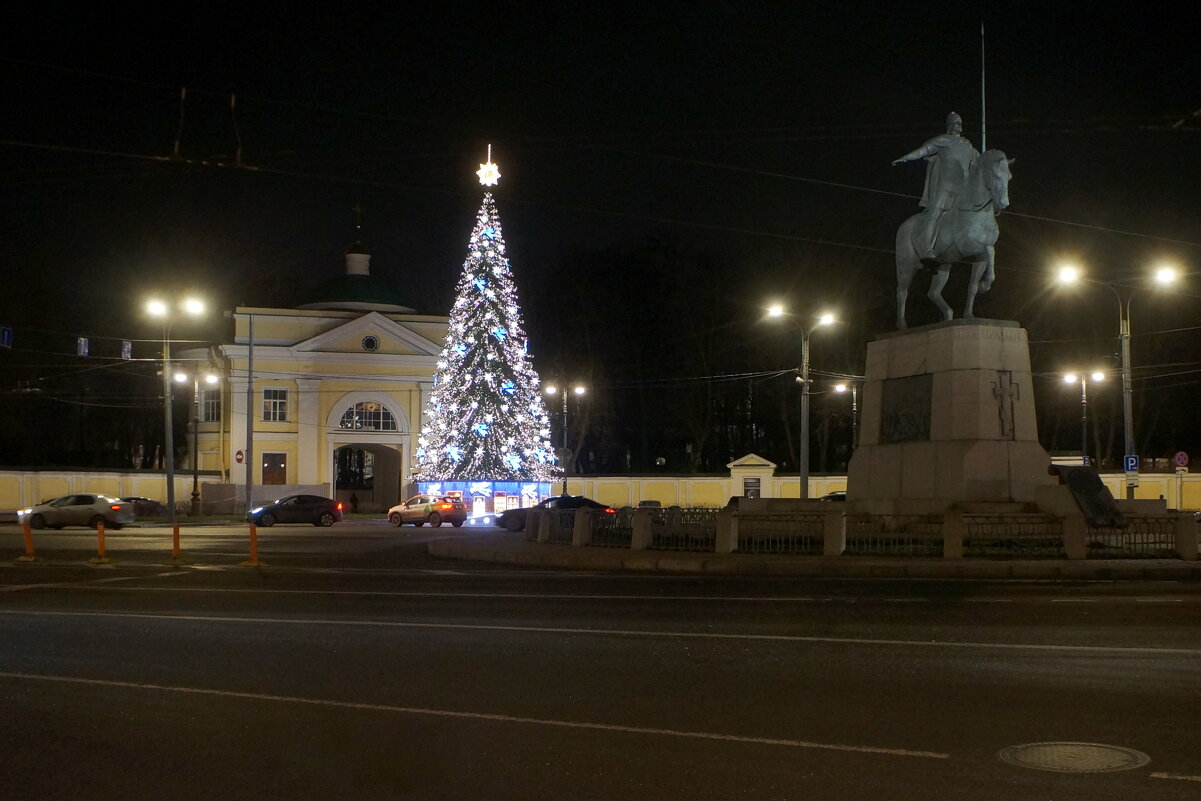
[3, 610, 1198, 656]
[25, 586, 844, 601]
[1151, 772, 1201, 782]
[0, 670, 948, 760]
[0, 573, 182, 592]
[21, 584, 1201, 605]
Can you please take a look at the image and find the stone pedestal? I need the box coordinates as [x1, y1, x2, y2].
[847, 319, 1053, 515]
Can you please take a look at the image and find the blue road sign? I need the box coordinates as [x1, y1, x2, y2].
[0, 326, 12, 348]
[1123, 455, 1139, 473]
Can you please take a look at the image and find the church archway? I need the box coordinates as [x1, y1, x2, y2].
[326, 391, 411, 513]
[333, 443, 402, 512]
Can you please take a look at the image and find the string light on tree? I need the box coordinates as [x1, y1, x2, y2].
[413, 146, 557, 483]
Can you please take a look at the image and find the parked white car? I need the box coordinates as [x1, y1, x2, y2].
[19, 494, 135, 530]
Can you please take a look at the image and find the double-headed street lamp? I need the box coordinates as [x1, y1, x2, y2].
[544, 383, 586, 495]
[1062, 370, 1106, 466]
[147, 297, 205, 534]
[768, 305, 835, 499]
[174, 366, 219, 515]
[1055, 263, 1179, 497]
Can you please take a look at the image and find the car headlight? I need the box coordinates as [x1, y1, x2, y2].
[19, 508, 31, 516]
[249, 506, 264, 514]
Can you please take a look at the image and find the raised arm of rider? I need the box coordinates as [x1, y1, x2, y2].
[891, 142, 937, 166]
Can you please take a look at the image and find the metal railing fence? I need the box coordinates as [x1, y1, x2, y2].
[964, 514, 1064, 558]
[649, 507, 720, 551]
[546, 510, 577, 544]
[845, 514, 943, 557]
[1085, 517, 1178, 558]
[735, 513, 824, 554]
[591, 507, 635, 548]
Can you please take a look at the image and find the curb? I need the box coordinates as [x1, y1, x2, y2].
[428, 537, 1201, 580]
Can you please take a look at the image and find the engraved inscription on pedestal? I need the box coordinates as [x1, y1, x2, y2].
[880, 373, 932, 444]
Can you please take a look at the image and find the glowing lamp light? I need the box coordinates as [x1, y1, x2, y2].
[1057, 264, 1081, 284]
[834, 383, 848, 393]
[476, 144, 501, 186]
[1063, 374, 1077, 384]
[1154, 265, 1178, 285]
[817, 313, 836, 327]
[1091, 371, 1106, 382]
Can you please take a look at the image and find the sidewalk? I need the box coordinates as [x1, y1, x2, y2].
[429, 533, 1201, 580]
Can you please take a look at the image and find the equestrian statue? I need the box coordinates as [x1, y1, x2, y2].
[891, 111, 1013, 330]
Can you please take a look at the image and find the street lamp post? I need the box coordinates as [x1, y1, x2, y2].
[147, 297, 204, 541]
[176, 368, 218, 515]
[1063, 371, 1105, 466]
[1056, 264, 1178, 498]
[769, 306, 835, 499]
[545, 383, 585, 495]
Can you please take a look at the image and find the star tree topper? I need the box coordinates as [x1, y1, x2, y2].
[476, 144, 501, 186]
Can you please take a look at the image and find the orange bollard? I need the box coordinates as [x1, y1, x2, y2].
[239, 522, 262, 567]
[17, 519, 38, 562]
[89, 520, 111, 565]
[166, 521, 189, 567]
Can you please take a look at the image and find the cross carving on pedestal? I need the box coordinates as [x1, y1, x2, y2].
[993, 371, 1019, 439]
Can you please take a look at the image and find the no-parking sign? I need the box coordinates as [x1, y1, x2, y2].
[235, 450, 245, 464]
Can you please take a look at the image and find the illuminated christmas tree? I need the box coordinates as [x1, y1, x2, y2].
[412, 148, 557, 482]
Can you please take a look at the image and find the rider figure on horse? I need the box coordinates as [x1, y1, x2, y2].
[892, 112, 980, 265]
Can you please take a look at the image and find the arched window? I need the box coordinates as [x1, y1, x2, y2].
[338, 400, 397, 431]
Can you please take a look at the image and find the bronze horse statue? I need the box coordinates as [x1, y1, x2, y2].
[895, 149, 1013, 329]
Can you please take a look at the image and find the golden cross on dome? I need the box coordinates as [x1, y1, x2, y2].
[476, 144, 500, 186]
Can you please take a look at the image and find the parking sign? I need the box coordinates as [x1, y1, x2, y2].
[1123, 455, 1139, 473]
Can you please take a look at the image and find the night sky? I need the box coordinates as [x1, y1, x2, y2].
[3, 3, 1199, 466]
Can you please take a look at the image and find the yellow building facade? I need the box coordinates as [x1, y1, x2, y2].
[180, 238, 449, 512]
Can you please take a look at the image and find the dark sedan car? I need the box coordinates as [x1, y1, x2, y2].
[496, 494, 615, 532]
[247, 494, 343, 527]
[121, 496, 166, 516]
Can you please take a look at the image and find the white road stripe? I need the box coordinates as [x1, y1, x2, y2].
[0, 670, 948, 760]
[0, 573, 183, 592]
[2, 609, 1198, 655]
[7, 584, 1198, 605]
[1151, 772, 1201, 782]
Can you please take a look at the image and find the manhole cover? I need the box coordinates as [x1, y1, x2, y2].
[998, 742, 1150, 773]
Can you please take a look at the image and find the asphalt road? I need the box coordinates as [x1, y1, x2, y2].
[2, 522, 1200, 800]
